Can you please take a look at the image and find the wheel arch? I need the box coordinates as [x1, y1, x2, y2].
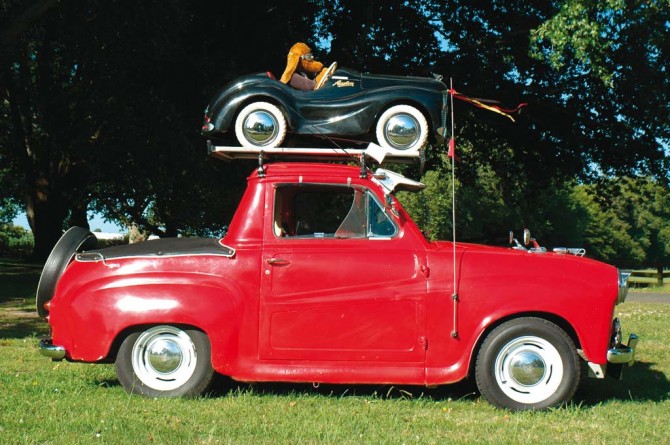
[106, 322, 207, 364]
[214, 91, 295, 133]
[375, 99, 434, 133]
[234, 96, 297, 132]
[60, 277, 246, 369]
[467, 311, 581, 378]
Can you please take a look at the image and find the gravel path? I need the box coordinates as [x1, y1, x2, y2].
[627, 291, 670, 303]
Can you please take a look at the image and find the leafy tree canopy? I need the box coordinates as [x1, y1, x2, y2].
[0, 0, 668, 266]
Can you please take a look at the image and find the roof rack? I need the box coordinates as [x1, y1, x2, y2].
[207, 141, 424, 165]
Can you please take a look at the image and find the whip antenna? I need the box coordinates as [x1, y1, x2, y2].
[449, 78, 459, 338]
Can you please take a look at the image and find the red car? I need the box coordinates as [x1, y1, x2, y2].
[37, 162, 637, 410]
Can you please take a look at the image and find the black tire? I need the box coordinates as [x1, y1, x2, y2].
[115, 325, 215, 398]
[475, 317, 581, 410]
[234, 102, 287, 148]
[36, 227, 97, 317]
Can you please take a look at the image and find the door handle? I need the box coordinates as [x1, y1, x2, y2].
[266, 258, 290, 266]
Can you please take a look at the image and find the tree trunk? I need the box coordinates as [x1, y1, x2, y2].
[25, 176, 67, 262]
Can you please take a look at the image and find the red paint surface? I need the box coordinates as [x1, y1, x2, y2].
[46, 162, 621, 385]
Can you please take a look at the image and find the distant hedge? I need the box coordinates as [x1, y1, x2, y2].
[0, 225, 34, 257]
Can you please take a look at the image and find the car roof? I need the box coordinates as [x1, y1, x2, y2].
[248, 162, 426, 193]
[250, 162, 363, 181]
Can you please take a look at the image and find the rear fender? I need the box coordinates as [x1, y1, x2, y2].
[52, 274, 247, 368]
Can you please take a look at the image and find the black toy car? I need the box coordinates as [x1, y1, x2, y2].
[202, 67, 447, 154]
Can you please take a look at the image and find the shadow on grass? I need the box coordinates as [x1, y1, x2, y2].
[221, 362, 668, 406]
[93, 374, 481, 402]
[0, 317, 48, 338]
[576, 360, 670, 406]
[0, 259, 46, 338]
[92, 361, 668, 408]
[0, 298, 48, 338]
[226, 379, 480, 402]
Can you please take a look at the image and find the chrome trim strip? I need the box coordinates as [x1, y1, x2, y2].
[76, 251, 235, 262]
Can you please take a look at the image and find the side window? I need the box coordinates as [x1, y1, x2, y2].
[273, 185, 397, 239]
[367, 193, 397, 237]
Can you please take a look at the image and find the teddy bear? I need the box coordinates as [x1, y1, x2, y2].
[279, 42, 337, 90]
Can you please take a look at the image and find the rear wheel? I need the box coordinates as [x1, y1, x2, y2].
[234, 102, 287, 148]
[115, 325, 215, 397]
[475, 317, 580, 410]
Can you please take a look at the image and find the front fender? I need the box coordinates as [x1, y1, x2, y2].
[455, 252, 619, 365]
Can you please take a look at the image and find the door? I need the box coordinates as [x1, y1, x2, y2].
[259, 184, 427, 363]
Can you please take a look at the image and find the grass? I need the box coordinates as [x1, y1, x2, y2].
[1, 259, 669, 444]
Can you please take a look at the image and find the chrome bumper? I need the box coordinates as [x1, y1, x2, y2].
[38, 338, 66, 360]
[607, 333, 639, 366]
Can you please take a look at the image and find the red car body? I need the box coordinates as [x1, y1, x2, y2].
[38, 162, 637, 410]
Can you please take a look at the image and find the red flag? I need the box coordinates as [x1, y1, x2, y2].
[448, 88, 527, 122]
[447, 138, 456, 158]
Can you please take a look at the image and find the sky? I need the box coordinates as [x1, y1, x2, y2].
[13, 212, 125, 234]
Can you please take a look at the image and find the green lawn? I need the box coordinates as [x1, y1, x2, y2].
[1, 260, 668, 444]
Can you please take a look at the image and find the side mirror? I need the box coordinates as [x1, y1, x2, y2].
[523, 228, 531, 246]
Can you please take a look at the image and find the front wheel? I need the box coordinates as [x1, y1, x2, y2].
[375, 104, 428, 152]
[115, 325, 215, 397]
[475, 317, 581, 410]
[234, 102, 287, 148]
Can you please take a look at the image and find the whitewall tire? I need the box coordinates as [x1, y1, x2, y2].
[475, 317, 580, 410]
[115, 325, 215, 397]
[234, 102, 287, 148]
[375, 104, 428, 152]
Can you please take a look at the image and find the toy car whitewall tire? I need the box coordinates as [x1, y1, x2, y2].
[234, 102, 287, 148]
[115, 325, 215, 397]
[475, 317, 581, 410]
[375, 104, 428, 152]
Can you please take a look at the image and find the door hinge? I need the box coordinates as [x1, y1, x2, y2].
[419, 336, 428, 350]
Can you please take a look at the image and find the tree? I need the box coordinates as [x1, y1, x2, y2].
[1, 0, 94, 259]
[314, 0, 442, 75]
[609, 177, 670, 270]
[1, 0, 668, 265]
[398, 140, 521, 245]
[530, 0, 670, 178]
[85, 0, 320, 238]
[0, 0, 319, 259]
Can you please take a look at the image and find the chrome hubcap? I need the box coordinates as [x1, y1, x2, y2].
[509, 350, 546, 386]
[494, 336, 564, 404]
[384, 114, 419, 149]
[148, 338, 183, 374]
[131, 326, 197, 391]
[242, 111, 278, 145]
